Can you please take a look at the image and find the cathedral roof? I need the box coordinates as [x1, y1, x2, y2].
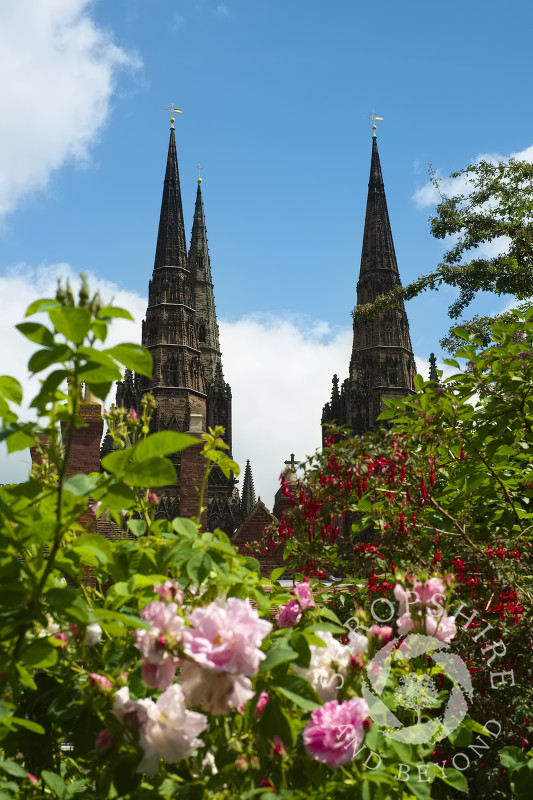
[153, 127, 188, 271]
[240, 459, 257, 518]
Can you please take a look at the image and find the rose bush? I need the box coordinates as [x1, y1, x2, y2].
[0, 281, 496, 798]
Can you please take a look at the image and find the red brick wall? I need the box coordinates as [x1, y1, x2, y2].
[179, 434, 208, 528]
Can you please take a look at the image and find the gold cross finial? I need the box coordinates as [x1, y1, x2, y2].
[365, 109, 383, 137]
[197, 163, 203, 184]
[164, 103, 183, 128]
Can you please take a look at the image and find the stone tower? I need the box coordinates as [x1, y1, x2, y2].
[322, 132, 416, 435]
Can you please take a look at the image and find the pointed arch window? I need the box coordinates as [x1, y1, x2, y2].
[198, 324, 206, 343]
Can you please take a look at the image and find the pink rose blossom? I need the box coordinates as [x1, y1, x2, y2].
[96, 729, 115, 751]
[113, 687, 152, 728]
[137, 684, 207, 775]
[27, 773, 38, 786]
[154, 581, 184, 604]
[370, 625, 394, 644]
[275, 599, 302, 628]
[303, 697, 370, 770]
[182, 598, 272, 676]
[292, 581, 315, 610]
[147, 492, 158, 504]
[180, 661, 254, 715]
[255, 691, 270, 718]
[394, 578, 446, 616]
[129, 409, 139, 421]
[141, 657, 180, 690]
[272, 735, 286, 756]
[89, 673, 112, 691]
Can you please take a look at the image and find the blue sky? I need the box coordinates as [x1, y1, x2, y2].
[1, 0, 532, 504]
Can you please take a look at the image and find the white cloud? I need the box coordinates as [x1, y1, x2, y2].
[215, 4, 230, 17]
[0, 0, 139, 219]
[414, 141, 533, 209]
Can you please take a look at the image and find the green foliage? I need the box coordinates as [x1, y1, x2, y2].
[0, 281, 527, 799]
[272, 308, 533, 798]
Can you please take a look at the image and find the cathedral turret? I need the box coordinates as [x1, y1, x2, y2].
[188, 176, 222, 385]
[322, 127, 416, 437]
[240, 459, 257, 518]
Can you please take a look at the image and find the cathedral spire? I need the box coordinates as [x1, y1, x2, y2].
[153, 127, 188, 272]
[188, 178, 222, 385]
[358, 135, 400, 292]
[240, 459, 256, 518]
[322, 132, 416, 438]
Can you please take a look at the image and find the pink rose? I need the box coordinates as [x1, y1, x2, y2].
[182, 598, 272, 676]
[96, 729, 115, 751]
[272, 735, 286, 756]
[255, 691, 269, 718]
[180, 661, 254, 715]
[154, 581, 184, 604]
[129, 409, 138, 421]
[275, 599, 302, 628]
[27, 773, 38, 785]
[89, 673, 112, 691]
[370, 625, 394, 644]
[141, 657, 180, 690]
[303, 698, 370, 770]
[292, 581, 315, 610]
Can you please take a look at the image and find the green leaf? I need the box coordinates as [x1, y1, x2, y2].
[98, 306, 134, 321]
[270, 567, 286, 582]
[172, 517, 199, 536]
[28, 345, 72, 374]
[101, 448, 132, 475]
[438, 767, 468, 793]
[0, 376, 22, 405]
[134, 431, 199, 461]
[10, 717, 45, 735]
[16, 321, 55, 347]
[0, 423, 36, 453]
[42, 770, 67, 799]
[25, 297, 60, 316]
[187, 552, 213, 584]
[124, 457, 176, 487]
[0, 759, 30, 778]
[260, 643, 299, 672]
[127, 519, 147, 538]
[14, 664, 37, 690]
[244, 556, 261, 574]
[64, 473, 100, 496]
[276, 685, 320, 711]
[21, 639, 59, 668]
[261, 698, 295, 747]
[106, 343, 152, 377]
[49, 306, 92, 344]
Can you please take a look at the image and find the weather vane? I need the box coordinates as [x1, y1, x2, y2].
[164, 103, 183, 128]
[197, 163, 203, 184]
[364, 109, 383, 137]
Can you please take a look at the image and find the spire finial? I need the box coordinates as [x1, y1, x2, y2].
[164, 103, 183, 129]
[197, 163, 203, 184]
[365, 109, 383, 137]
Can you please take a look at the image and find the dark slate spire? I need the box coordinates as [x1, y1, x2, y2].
[240, 459, 256, 518]
[322, 132, 416, 439]
[429, 353, 439, 382]
[358, 135, 400, 295]
[188, 178, 222, 385]
[153, 127, 188, 271]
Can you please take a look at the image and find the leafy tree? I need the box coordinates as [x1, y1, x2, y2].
[354, 158, 533, 350]
[272, 308, 533, 797]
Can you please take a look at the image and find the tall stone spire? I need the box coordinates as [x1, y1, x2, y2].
[188, 178, 222, 385]
[322, 134, 416, 437]
[187, 175, 240, 534]
[153, 127, 188, 271]
[240, 459, 256, 518]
